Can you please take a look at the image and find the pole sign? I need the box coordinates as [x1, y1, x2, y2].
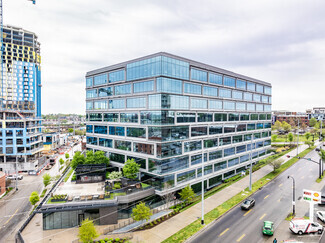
[303, 189, 321, 203]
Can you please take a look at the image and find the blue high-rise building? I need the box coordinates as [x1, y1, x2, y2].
[85, 52, 272, 195]
[0, 25, 43, 173]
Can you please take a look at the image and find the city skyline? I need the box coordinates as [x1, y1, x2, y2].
[4, 0, 325, 114]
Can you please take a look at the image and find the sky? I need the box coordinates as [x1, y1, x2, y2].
[4, 0, 325, 114]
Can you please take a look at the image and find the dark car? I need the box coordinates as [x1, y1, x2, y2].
[319, 194, 325, 205]
[241, 198, 255, 210]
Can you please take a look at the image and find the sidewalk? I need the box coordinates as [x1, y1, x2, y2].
[131, 144, 309, 243]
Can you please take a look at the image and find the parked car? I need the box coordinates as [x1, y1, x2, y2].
[317, 211, 325, 222]
[262, 221, 274, 235]
[241, 198, 255, 210]
[318, 191, 325, 205]
[289, 218, 323, 235]
[6, 174, 23, 180]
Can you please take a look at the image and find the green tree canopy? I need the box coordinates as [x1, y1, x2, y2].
[305, 140, 314, 148]
[123, 159, 140, 179]
[94, 151, 110, 166]
[68, 128, 74, 133]
[305, 132, 311, 141]
[29, 191, 40, 206]
[271, 134, 278, 142]
[65, 153, 70, 159]
[131, 202, 152, 222]
[43, 173, 51, 187]
[78, 218, 99, 243]
[309, 117, 317, 127]
[282, 121, 291, 133]
[71, 151, 86, 169]
[108, 171, 123, 180]
[59, 158, 65, 165]
[288, 133, 294, 144]
[179, 184, 195, 203]
[269, 159, 283, 172]
[273, 120, 282, 131]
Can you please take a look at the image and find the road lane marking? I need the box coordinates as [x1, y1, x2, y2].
[301, 176, 305, 179]
[4, 208, 18, 225]
[264, 195, 269, 199]
[219, 228, 229, 236]
[244, 209, 252, 216]
[260, 213, 266, 220]
[236, 234, 246, 242]
[279, 183, 283, 187]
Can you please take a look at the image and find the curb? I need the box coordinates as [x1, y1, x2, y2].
[184, 146, 313, 243]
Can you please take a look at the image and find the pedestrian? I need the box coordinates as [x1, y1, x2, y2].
[273, 238, 277, 243]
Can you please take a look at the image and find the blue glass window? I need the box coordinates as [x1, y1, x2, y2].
[209, 73, 222, 85]
[133, 80, 154, 93]
[247, 82, 255, 91]
[203, 86, 218, 97]
[209, 100, 222, 110]
[219, 88, 231, 98]
[264, 105, 271, 111]
[191, 98, 207, 109]
[149, 155, 189, 174]
[268, 97, 272, 104]
[161, 56, 190, 80]
[94, 74, 108, 86]
[94, 100, 107, 110]
[184, 140, 202, 153]
[177, 170, 196, 184]
[127, 56, 162, 81]
[86, 77, 93, 87]
[94, 125, 107, 134]
[109, 69, 124, 83]
[244, 92, 253, 101]
[256, 104, 264, 111]
[224, 147, 235, 157]
[191, 68, 207, 82]
[224, 101, 235, 110]
[228, 158, 239, 167]
[98, 87, 113, 97]
[127, 97, 146, 108]
[236, 79, 246, 89]
[236, 102, 246, 111]
[148, 94, 189, 109]
[261, 96, 268, 103]
[232, 91, 243, 100]
[86, 101, 93, 110]
[115, 84, 131, 95]
[86, 125, 93, 133]
[109, 126, 125, 136]
[184, 83, 202, 95]
[247, 103, 255, 111]
[224, 76, 236, 87]
[253, 94, 261, 102]
[256, 84, 264, 93]
[87, 137, 97, 145]
[264, 86, 272, 95]
[157, 77, 182, 94]
[109, 99, 125, 109]
[120, 113, 138, 123]
[99, 138, 112, 148]
[86, 89, 97, 98]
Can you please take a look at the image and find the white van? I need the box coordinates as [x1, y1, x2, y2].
[289, 218, 323, 235]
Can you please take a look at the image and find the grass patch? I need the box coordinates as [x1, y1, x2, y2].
[141, 183, 151, 189]
[40, 189, 47, 198]
[316, 175, 324, 183]
[273, 134, 318, 143]
[162, 146, 315, 243]
[285, 213, 294, 221]
[105, 192, 126, 200]
[47, 198, 66, 204]
[64, 168, 74, 182]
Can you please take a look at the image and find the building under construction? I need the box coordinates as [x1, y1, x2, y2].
[0, 25, 43, 173]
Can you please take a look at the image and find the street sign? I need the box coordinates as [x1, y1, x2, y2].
[303, 189, 321, 203]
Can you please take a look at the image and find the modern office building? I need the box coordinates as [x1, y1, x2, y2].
[85, 52, 272, 195]
[0, 25, 43, 173]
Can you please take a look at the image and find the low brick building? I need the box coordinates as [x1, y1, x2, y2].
[0, 172, 6, 197]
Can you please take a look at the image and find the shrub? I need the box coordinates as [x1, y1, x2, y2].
[104, 238, 108, 241]
[153, 220, 157, 225]
[157, 218, 161, 223]
[100, 240, 105, 243]
[115, 238, 120, 242]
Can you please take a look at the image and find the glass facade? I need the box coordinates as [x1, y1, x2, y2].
[86, 53, 272, 194]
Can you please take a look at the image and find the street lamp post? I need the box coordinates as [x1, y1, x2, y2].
[249, 134, 253, 191]
[287, 175, 295, 216]
[201, 147, 205, 225]
[296, 119, 299, 156]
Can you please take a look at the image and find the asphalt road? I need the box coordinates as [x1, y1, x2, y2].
[189, 149, 323, 243]
[0, 141, 82, 243]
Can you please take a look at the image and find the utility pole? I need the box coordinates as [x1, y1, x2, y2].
[296, 119, 299, 156]
[201, 143, 205, 225]
[287, 176, 295, 216]
[15, 154, 18, 190]
[249, 134, 253, 191]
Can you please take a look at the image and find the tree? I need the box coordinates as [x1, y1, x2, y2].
[78, 218, 99, 243]
[271, 134, 278, 142]
[305, 141, 314, 148]
[85, 150, 96, 164]
[68, 128, 74, 133]
[71, 151, 86, 169]
[273, 121, 282, 131]
[65, 153, 70, 159]
[59, 158, 65, 165]
[107, 171, 123, 180]
[288, 133, 294, 146]
[93, 151, 109, 166]
[319, 149, 325, 162]
[301, 122, 307, 132]
[162, 182, 175, 207]
[289, 118, 295, 128]
[123, 159, 140, 179]
[282, 121, 291, 133]
[131, 202, 152, 222]
[269, 159, 283, 172]
[309, 117, 317, 127]
[43, 173, 51, 187]
[305, 132, 311, 141]
[179, 184, 195, 204]
[29, 191, 40, 206]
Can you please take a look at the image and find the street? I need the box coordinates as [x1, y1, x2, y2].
[188, 148, 324, 243]
[0, 141, 81, 243]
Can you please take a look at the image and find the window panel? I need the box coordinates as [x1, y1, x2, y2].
[177, 170, 196, 183]
[109, 126, 125, 136]
[86, 77, 93, 87]
[148, 126, 189, 141]
[232, 91, 243, 100]
[219, 88, 231, 98]
[115, 140, 131, 151]
[247, 103, 255, 111]
[224, 147, 235, 157]
[127, 97, 146, 108]
[191, 98, 207, 109]
[191, 68, 207, 82]
[236, 79, 246, 89]
[214, 113, 227, 122]
[109, 69, 125, 83]
[99, 138, 112, 148]
[209, 150, 222, 161]
[157, 142, 182, 158]
[203, 86, 218, 97]
[224, 101, 235, 110]
[229, 113, 239, 121]
[149, 156, 189, 174]
[127, 127, 146, 138]
[133, 142, 154, 155]
[115, 84, 131, 95]
[236, 102, 246, 111]
[209, 73, 223, 85]
[247, 82, 255, 91]
[184, 83, 202, 95]
[94, 125, 107, 134]
[109, 99, 125, 109]
[256, 84, 264, 93]
[264, 86, 272, 95]
[86, 89, 97, 98]
[214, 161, 227, 171]
[209, 125, 223, 135]
[89, 113, 102, 121]
[157, 77, 182, 94]
[133, 80, 154, 93]
[224, 76, 235, 87]
[244, 92, 253, 101]
[94, 100, 107, 110]
[204, 138, 218, 148]
[191, 127, 208, 137]
[219, 137, 231, 146]
[98, 87, 113, 97]
[177, 112, 195, 123]
[209, 100, 223, 110]
[94, 74, 108, 86]
[141, 111, 174, 125]
[197, 113, 213, 122]
[103, 113, 118, 122]
[120, 113, 138, 123]
[184, 140, 202, 153]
